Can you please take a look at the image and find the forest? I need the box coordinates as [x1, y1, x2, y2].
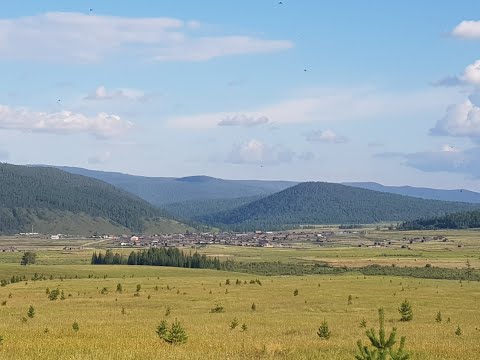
[199, 182, 480, 231]
[0, 163, 165, 233]
[399, 209, 480, 230]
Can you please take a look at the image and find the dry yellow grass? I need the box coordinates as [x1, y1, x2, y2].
[0, 265, 479, 359]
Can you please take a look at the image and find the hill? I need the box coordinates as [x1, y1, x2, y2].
[0, 163, 192, 235]
[200, 182, 480, 231]
[161, 195, 264, 222]
[345, 182, 480, 204]
[54, 166, 297, 206]
[399, 209, 480, 230]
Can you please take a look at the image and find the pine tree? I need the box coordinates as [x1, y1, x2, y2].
[251, 302, 256, 311]
[168, 319, 188, 344]
[355, 308, 409, 360]
[72, 321, 79, 332]
[455, 326, 462, 336]
[27, 305, 35, 319]
[317, 320, 331, 340]
[348, 294, 353, 305]
[230, 318, 239, 330]
[398, 299, 413, 322]
[116, 283, 123, 293]
[435, 311, 442, 323]
[293, 289, 299, 296]
[241, 323, 248, 332]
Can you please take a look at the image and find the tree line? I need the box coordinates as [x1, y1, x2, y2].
[91, 248, 231, 270]
[399, 209, 480, 230]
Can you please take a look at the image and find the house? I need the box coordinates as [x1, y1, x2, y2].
[50, 234, 60, 240]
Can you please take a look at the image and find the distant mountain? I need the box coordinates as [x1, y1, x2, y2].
[0, 163, 192, 235]
[200, 182, 480, 231]
[344, 182, 480, 204]
[55, 166, 298, 206]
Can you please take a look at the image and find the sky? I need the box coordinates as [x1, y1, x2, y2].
[2, 1, 480, 190]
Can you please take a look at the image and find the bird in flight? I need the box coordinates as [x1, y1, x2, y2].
[278, 1, 283, 4]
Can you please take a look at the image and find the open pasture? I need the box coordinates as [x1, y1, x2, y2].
[0, 264, 479, 359]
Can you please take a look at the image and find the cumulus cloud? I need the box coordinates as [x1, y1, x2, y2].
[430, 99, 480, 140]
[305, 129, 348, 144]
[218, 114, 269, 127]
[84, 85, 148, 102]
[451, 20, 480, 39]
[88, 151, 111, 164]
[433, 59, 480, 87]
[168, 87, 458, 129]
[0, 12, 293, 63]
[226, 139, 295, 165]
[0, 104, 132, 138]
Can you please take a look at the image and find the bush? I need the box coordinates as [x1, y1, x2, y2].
[27, 305, 35, 319]
[210, 303, 224, 313]
[156, 319, 187, 345]
[72, 321, 79, 332]
[317, 320, 331, 340]
[48, 289, 60, 301]
[356, 308, 409, 360]
[230, 318, 239, 330]
[398, 299, 413, 322]
[20, 251, 37, 266]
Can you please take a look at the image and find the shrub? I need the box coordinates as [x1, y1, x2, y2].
[230, 318, 239, 330]
[136, 284, 141, 292]
[317, 320, 331, 340]
[210, 303, 224, 313]
[251, 302, 256, 311]
[156, 319, 187, 345]
[20, 251, 37, 266]
[48, 289, 60, 301]
[293, 289, 299, 296]
[356, 308, 409, 360]
[116, 283, 123, 293]
[455, 326, 462, 336]
[348, 294, 353, 305]
[72, 321, 79, 332]
[360, 318, 367, 328]
[27, 305, 35, 319]
[398, 299, 413, 322]
[435, 311, 442, 323]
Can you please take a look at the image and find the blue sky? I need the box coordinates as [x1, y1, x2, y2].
[2, 1, 480, 190]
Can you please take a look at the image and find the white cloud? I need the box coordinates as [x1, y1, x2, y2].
[451, 20, 480, 39]
[434, 59, 480, 87]
[430, 99, 480, 140]
[168, 87, 459, 129]
[153, 36, 293, 61]
[0, 12, 293, 63]
[226, 139, 295, 165]
[84, 85, 148, 102]
[305, 129, 348, 144]
[0, 104, 132, 138]
[218, 114, 269, 127]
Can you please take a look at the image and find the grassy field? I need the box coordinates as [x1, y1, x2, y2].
[0, 229, 479, 359]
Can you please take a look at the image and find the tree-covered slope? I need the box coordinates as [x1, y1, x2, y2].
[0, 163, 190, 234]
[55, 166, 297, 206]
[344, 182, 480, 204]
[201, 182, 480, 231]
[399, 210, 480, 230]
[161, 195, 264, 222]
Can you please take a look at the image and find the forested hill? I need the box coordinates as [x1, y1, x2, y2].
[0, 163, 190, 234]
[399, 210, 480, 230]
[55, 166, 297, 206]
[200, 182, 480, 231]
